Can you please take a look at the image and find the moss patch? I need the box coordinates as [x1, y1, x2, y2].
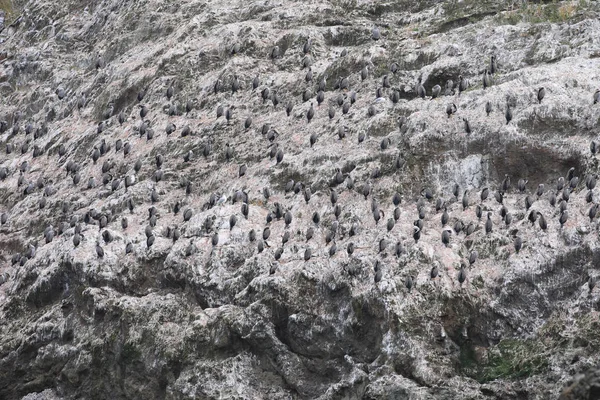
[0, 0, 15, 25]
[478, 339, 549, 383]
[497, 0, 590, 25]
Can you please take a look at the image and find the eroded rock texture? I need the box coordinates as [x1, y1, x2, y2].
[1, 0, 600, 398]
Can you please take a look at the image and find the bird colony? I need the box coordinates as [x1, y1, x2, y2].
[1, 0, 600, 398]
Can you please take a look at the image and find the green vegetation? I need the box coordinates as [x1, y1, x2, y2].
[498, 0, 590, 25]
[121, 342, 142, 363]
[479, 339, 549, 382]
[0, 0, 14, 23]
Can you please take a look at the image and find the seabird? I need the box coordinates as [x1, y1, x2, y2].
[372, 26, 380, 40]
[537, 87, 545, 104]
[505, 104, 513, 124]
[485, 212, 493, 234]
[446, 103, 457, 118]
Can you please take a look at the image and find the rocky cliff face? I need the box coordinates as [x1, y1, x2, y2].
[1, 0, 600, 399]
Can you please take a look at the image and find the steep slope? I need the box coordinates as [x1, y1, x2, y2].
[1, 0, 600, 399]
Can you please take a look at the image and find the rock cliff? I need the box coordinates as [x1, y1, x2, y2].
[1, 0, 600, 398]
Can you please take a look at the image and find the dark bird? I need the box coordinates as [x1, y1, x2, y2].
[463, 118, 471, 134]
[96, 243, 104, 258]
[405, 276, 414, 292]
[518, 179, 528, 193]
[413, 226, 421, 243]
[458, 265, 467, 285]
[416, 81, 426, 99]
[304, 248, 311, 261]
[432, 85, 441, 99]
[307, 103, 315, 123]
[271, 46, 280, 59]
[480, 187, 489, 202]
[431, 265, 438, 279]
[485, 101, 492, 116]
[537, 212, 547, 230]
[502, 174, 511, 192]
[372, 26, 380, 40]
[485, 212, 493, 234]
[362, 183, 371, 199]
[394, 241, 403, 257]
[442, 230, 451, 247]
[462, 190, 469, 210]
[494, 190, 504, 204]
[469, 251, 478, 266]
[525, 195, 534, 210]
[505, 104, 513, 124]
[458, 75, 468, 95]
[537, 87, 545, 104]
[514, 236, 522, 253]
[347, 242, 355, 255]
[274, 247, 283, 260]
[559, 210, 568, 228]
[483, 70, 491, 89]
[446, 103, 457, 118]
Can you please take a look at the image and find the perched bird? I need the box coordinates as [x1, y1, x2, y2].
[537, 87, 546, 104]
[505, 104, 513, 124]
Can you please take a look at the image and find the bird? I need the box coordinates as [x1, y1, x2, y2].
[458, 265, 467, 285]
[405, 276, 414, 292]
[304, 248, 312, 261]
[374, 269, 382, 283]
[594, 89, 600, 105]
[469, 251, 478, 266]
[485, 212, 493, 234]
[303, 38, 312, 54]
[446, 103, 457, 118]
[96, 243, 104, 258]
[485, 101, 492, 116]
[482, 70, 491, 89]
[430, 265, 438, 279]
[307, 103, 315, 123]
[372, 26, 380, 40]
[518, 179, 528, 193]
[441, 208, 449, 226]
[416, 80, 425, 99]
[275, 248, 283, 260]
[458, 75, 468, 95]
[347, 243, 355, 256]
[537, 212, 547, 230]
[304, 188, 311, 203]
[514, 236, 522, 253]
[537, 87, 546, 104]
[505, 104, 513, 124]
[431, 85, 441, 99]
[559, 210, 568, 228]
[481, 187, 489, 202]
[442, 230, 451, 247]
[463, 118, 471, 134]
[413, 226, 421, 242]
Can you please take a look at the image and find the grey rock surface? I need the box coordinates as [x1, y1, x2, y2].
[1, 0, 600, 399]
